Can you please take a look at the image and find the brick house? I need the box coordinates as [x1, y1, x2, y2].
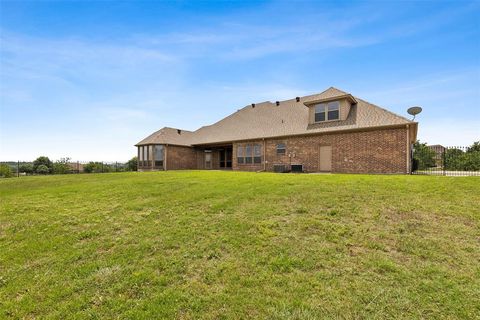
[135, 87, 418, 174]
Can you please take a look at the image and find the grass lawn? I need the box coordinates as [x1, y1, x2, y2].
[1, 171, 479, 319]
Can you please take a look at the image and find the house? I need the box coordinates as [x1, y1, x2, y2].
[427, 144, 445, 168]
[135, 87, 418, 174]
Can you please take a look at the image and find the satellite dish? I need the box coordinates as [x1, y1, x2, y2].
[407, 106, 422, 120]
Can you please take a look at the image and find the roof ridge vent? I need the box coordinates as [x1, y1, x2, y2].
[276, 101, 280, 106]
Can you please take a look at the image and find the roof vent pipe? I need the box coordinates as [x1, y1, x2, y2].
[296, 97, 300, 102]
[251, 103, 255, 108]
[276, 101, 280, 106]
[177, 129, 181, 134]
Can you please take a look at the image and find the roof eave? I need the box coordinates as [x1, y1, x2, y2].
[303, 94, 358, 107]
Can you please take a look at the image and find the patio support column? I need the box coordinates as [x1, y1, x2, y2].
[164, 144, 168, 171]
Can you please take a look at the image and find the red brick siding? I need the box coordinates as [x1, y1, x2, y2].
[233, 127, 408, 174]
[166, 145, 197, 170]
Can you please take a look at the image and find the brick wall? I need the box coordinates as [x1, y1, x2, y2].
[166, 145, 198, 170]
[233, 127, 408, 174]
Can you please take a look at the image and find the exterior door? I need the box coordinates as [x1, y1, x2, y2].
[319, 145, 332, 172]
[205, 151, 212, 169]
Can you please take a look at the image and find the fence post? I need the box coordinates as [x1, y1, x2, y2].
[443, 147, 446, 176]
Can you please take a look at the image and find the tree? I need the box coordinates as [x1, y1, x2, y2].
[0, 164, 13, 178]
[19, 163, 34, 174]
[33, 156, 52, 173]
[36, 164, 50, 174]
[412, 141, 436, 170]
[127, 157, 138, 171]
[84, 162, 105, 173]
[467, 141, 480, 153]
[53, 157, 71, 174]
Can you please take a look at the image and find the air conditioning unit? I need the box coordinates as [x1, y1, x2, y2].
[291, 164, 303, 173]
[273, 164, 287, 173]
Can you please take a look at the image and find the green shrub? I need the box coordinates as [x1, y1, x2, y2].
[33, 156, 52, 173]
[0, 164, 13, 178]
[413, 141, 436, 170]
[84, 162, 105, 173]
[19, 163, 34, 174]
[127, 157, 138, 171]
[52, 158, 71, 174]
[36, 164, 50, 174]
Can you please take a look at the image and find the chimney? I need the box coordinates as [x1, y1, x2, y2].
[276, 101, 280, 106]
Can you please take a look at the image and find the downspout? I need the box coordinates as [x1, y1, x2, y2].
[263, 138, 266, 171]
[406, 124, 410, 174]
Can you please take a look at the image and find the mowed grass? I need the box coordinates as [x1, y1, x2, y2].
[0, 171, 479, 319]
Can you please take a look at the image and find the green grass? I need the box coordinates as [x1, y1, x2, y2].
[1, 171, 479, 319]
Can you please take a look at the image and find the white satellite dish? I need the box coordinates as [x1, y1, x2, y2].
[407, 106, 422, 120]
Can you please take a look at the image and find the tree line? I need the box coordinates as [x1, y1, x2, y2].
[413, 141, 480, 171]
[0, 156, 138, 178]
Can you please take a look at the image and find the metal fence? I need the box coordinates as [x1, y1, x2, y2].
[412, 145, 480, 176]
[0, 160, 135, 178]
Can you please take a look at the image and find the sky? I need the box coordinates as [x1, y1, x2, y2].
[0, 0, 479, 161]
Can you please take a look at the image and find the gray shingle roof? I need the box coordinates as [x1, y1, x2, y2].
[136, 87, 414, 146]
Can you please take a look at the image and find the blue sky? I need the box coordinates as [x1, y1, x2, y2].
[0, 0, 479, 161]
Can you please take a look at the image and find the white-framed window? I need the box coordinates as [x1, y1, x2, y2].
[315, 101, 340, 122]
[237, 144, 262, 164]
[237, 146, 244, 164]
[276, 143, 286, 155]
[253, 145, 262, 163]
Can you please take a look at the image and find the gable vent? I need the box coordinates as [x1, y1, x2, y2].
[276, 101, 280, 106]
[296, 97, 300, 102]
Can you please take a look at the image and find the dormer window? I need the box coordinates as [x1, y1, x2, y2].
[315, 101, 340, 122]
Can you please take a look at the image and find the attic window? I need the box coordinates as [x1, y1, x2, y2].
[315, 101, 340, 122]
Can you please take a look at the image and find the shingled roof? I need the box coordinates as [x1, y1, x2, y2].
[136, 87, 414, 146]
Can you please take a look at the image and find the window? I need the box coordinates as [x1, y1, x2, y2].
[315, 104, 326, 122]
[327, 101, 340, 120]
[254, 145, 262, 163]
[144, 146, 148, 167]
[154, 145, 164, 167]
[276, 143, 286, 155]
[315, 101, 340, 122]
[245, 145, 253, 163]
[237, 144, 262, 164]
[237, 146, 244, 164]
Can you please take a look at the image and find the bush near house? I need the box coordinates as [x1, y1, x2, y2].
[0, 171, 479, 319]
[127, 156, 138, 171]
